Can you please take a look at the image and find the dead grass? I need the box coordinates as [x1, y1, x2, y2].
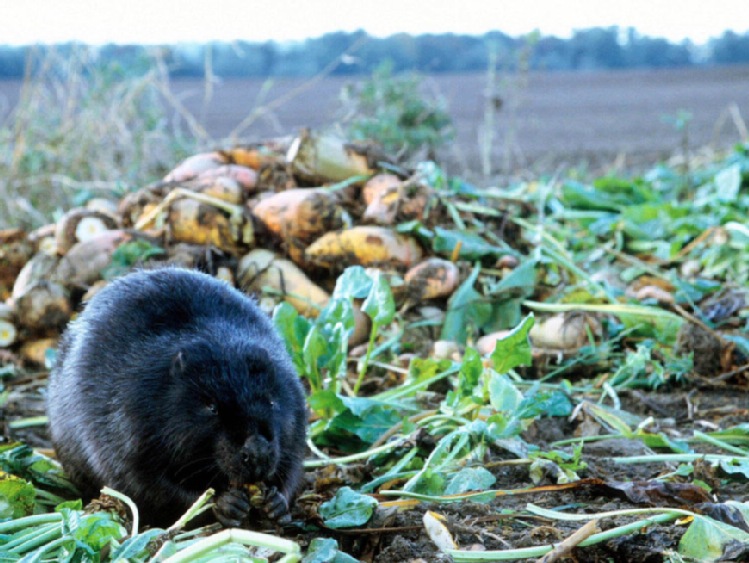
[0, 46, 201, 228]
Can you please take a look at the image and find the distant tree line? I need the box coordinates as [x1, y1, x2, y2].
[1, 27, 748, 79]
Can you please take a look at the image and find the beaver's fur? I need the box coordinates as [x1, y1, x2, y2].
[47, 268, 307, 527]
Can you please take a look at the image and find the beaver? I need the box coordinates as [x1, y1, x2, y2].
[47, 267, 307, 528]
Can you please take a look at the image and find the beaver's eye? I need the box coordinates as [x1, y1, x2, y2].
[206, 402, 218, 415]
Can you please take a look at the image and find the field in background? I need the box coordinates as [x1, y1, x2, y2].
[2, 65, 748, 179]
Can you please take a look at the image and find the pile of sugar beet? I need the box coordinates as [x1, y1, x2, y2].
[0, 130, 529, 366]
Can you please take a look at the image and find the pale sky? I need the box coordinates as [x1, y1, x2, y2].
[2, 0, 748, 45]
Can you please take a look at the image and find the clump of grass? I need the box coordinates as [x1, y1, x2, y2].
[0, 45, 201, 228]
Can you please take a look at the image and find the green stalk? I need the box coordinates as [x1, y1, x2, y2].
[161, 528, 300, 563]
[353, 321, 379, 395]
[447, 511, 680, 561]
[7, 523, 61, 554]
[304, 437, 411, 468]
[615, 453, 749, 464]
[0, 512, 61, 533]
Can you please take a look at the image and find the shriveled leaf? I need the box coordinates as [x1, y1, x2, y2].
[423, 511, 458, 552]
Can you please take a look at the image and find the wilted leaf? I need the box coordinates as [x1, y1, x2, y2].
[423, 511, 458, 552]
[679, 513, 749, 562]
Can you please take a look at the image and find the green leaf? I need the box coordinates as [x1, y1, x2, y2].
[303, 325, 328, 392]
[444, 467, 496, 495]
[71, 512, 126, 552]
[488, 372, 523, 413]
[272, 302, 311, 374]
[361, 272, 395, 327]
[110, 528, 166, 560]
[102, 240, 164, 281]
[517, 386, 573, 419]
[714, 163, 742, 201]
[456, 347, 483, 400]
[308, 390, 345, 417]
[332, 266, 373, 299]
[317, 298, 356, 338]
[319, 487, 378, 529]
[441, 264, 492, 343]
[432, 227, 512, 260]
[679, 513, 749, 561]
[302, 538, 359, 563]
[490, 314, 534, 374]
[719, 458, 749, 479]
[0, 442, 77, 502]
[0, 472, 35, 520]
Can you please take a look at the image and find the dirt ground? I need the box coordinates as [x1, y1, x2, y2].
[1, 65, 748, 179]
[4, 371, 748, 562]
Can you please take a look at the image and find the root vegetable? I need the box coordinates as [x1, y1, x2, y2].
[20, 336, 58, 365]
[238, 249, 330, 318]
[305, 226, 423, 270]
[0, 229, 33, 298]
[191, 176, 244, 204]
[252, 188, 342, 261]
[55, 208, 119, 256]
[0, 303, 17, 347]
[55, 230, 134, 288]
[405, 258, 460, 300]
[13, 252, 59, 301]
[168, 198, 240, 253]
[287, 131, 374, 184]
[238, 249, 370, 345]
[164, 152, 225, 182]
[529, 313, 600, 350]
[362, 174, 402, 205]
[14, 280, 71, 332]
[197, 165, 258, 192]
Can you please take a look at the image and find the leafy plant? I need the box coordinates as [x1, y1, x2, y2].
[340, 61, 453, 159]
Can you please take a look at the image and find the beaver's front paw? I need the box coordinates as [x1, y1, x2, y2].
[263, 486, 291, 524]
[214, 488, 250, 528]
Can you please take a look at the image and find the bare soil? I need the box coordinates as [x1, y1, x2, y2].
[2, 65, 748, 178]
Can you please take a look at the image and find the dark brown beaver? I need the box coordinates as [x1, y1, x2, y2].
[47, 267, 307, 528]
